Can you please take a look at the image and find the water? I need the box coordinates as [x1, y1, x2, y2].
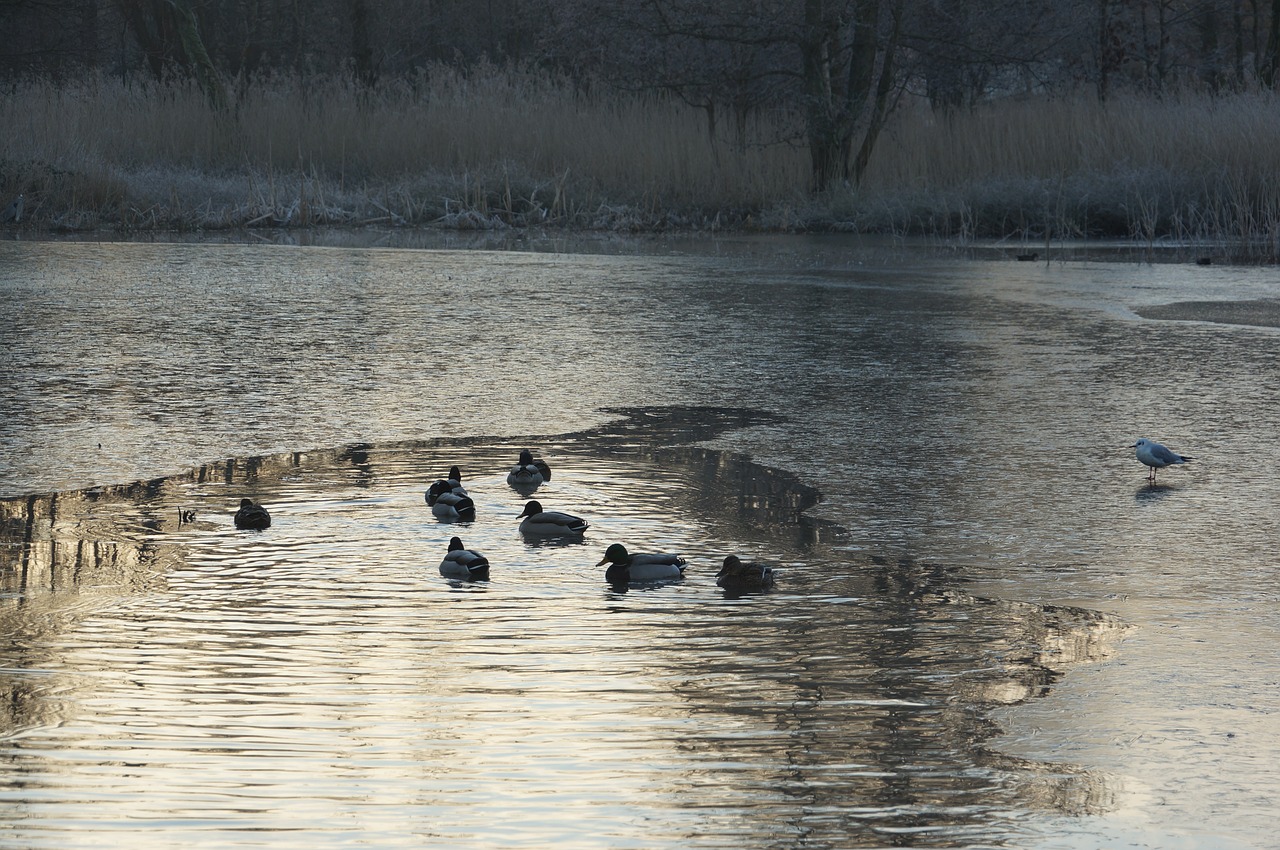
[1, 236, 1277, 849]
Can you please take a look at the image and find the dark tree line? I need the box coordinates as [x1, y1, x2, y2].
[3, 0, 1279, 190]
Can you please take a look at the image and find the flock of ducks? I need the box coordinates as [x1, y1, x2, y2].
[224, 438, 1184, 589]
[232, 448, 777, 594]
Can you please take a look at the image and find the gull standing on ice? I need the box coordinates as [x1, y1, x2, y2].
[1131, 438, 1192, 483]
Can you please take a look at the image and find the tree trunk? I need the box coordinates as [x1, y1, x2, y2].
[171, 0, 228, 109]
[79, 1, 100, 66]
[115, 0, 227, 109]
[1263, 0, 1280, 86]
[802, 0, 897, 193]
[801, 0, 841, 191]
[350, 0, 377, 88]
[115, 0, 179, 80]
[1096, 0, 1112, 101]
[851, 0, 902, 187]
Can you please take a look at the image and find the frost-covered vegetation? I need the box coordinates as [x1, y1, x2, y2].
[4, 1, 1280, 256]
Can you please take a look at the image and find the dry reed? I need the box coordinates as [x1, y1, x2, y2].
[2, 67, 1280, 256]
[850, 91, 1280, 257]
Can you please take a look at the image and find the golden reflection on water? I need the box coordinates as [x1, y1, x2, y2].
[0, 410, 1124, 848]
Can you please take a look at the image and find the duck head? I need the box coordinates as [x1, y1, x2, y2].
[717, 555, 744, 578]
[596, 543, 631, 566]
[517, 500, 544, 518]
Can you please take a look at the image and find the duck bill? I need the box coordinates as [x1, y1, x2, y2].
[595, 557, 609, 566]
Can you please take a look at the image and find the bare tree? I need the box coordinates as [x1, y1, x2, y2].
[537, 0, 907, 193]
[801, 0, 904, 191]
[114, 0, 227, 106]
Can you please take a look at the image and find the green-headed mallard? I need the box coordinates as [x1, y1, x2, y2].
[426, 465, 467, 505]
[432, 490, 476, 521]
[596, 543, 685, 584]
[507, 449, 552, 490]
[517, 500, 588, 536]
[439, 536, 489, 580]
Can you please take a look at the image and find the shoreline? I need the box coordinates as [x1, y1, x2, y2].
[0, 223, 1255, 266]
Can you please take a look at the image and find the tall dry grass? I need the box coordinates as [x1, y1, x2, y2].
[3, 66, 1280, 255]
[851, 91, 1280, 256]
[0, 66, 806, 232]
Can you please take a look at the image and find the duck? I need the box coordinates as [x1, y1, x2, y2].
[716, 555, 776, 593]
[596, 543, 686, 584]
[425, 465, 467, 505]
[431, 490, 476, 521]
[507, 449, 552, 489]
[1131, 437, 1193, 483]
[439, 536, 489, 580]
[233, 498, 271, 530]
[516, 500, 588, 536]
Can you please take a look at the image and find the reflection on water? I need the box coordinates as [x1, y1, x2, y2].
[0, 409, 1124, 848]
[5, 238, 1278, 848]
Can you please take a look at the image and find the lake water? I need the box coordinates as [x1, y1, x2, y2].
[0, 235, 1276, 849]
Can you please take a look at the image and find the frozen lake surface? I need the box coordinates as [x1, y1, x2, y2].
[0, 235, 1276, 849]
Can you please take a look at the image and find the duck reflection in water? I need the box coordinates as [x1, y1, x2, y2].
[233, 498, 271, 530]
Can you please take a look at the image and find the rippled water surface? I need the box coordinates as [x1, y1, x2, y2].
[1, 236, 1278, 849]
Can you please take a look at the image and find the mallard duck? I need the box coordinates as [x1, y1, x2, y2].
[716, 555, 776, 593]
[1131, 438, 1193, 483]
[432, 490, 476, 521]
[233, 498, 271, 530]
[426, 465, 467, 505]
[516, 500, 588, 536]
[507, 449, 552, 489]
[439, 536, 489, 580]
[596, 543, 686, 584]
